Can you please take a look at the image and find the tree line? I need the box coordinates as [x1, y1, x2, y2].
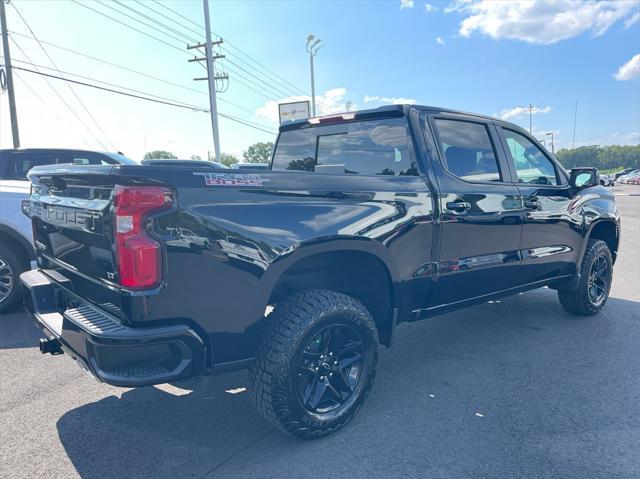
[143, 141, 274, 167]
[555, 144, 640, 171]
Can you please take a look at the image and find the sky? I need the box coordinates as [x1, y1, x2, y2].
[0, 0, 638, 161]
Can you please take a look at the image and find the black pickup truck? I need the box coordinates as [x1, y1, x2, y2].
[20, 105, 619, 439]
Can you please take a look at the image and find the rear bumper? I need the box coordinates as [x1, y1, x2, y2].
[20, 269, 206, 387]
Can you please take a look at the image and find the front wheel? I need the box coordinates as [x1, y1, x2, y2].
[250, 289, 379, 439]
[558, 239, 613, 315]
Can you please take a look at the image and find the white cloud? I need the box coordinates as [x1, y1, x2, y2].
[449, 0, 638, 45]
[424, 3, 438, 12]
[255, 88, 353, 123]
[497, 105, 552, 121]
[436, 36, 446, 45]
[400, 0, 414, 9]
[613, 53, 640, 81]
[625, 11, 640, 29]
[364, 95, 417, 105]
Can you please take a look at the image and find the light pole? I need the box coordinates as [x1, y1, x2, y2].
[545, 132, 555, 154]
[306, 34, 323, 117]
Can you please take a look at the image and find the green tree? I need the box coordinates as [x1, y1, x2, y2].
[555, 144, 640, 171]
[190, 154, 202, 160]
[220, 153, 239, 167]
[243, 142, 273, 164]
[144, 150, 177, 160]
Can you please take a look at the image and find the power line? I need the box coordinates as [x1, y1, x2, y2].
[223, 56, 298, 99]
[9, 57, 205, 110]
[220, 43, 308, 96]
[222, 63, 292, 102]
[95, 0, 195, 46]
[9, 31, 208, 97]
[219, 112, 276, 135]
[9, 38, 110, 150]
[13, 66, 277, 135]
[134, 0, 204, 39]
[13, 70, 95, 149]
[11, 3, 115, 149]
[70, 0, 190, 56]
[151, 0, 204, 31]
[13, 65, 208, 112]
[8, 32, 269, 119]
[112, 0, 200, 44]
[73, 0, 296, 102]
[150, 0, 308, 96]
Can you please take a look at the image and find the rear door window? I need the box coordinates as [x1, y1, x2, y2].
[272, 117, 417, 176]
[432, 118, 502, 182]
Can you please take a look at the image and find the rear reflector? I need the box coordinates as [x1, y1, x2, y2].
[114, 185, 172, 289]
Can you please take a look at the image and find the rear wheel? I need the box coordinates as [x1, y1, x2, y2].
[250, 289, 378, 439]
[0, 246, 25, 314]
[558, 239, 612, 315]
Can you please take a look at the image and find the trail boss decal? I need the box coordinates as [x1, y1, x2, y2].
[194, 172, 263, 187]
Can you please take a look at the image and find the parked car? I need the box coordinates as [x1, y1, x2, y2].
[614, 167, 636, 180]
[618, 170, 640, 183]
[20, 105, 619, 439]
[0, 148, 135, 312]
[599, 173, 614, 186]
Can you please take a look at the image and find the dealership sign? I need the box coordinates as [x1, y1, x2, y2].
[278, 100, 310, 125]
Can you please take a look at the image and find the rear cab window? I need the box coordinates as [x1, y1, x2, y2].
[272, 117, 417, 176]
[432, 118, 502, 183]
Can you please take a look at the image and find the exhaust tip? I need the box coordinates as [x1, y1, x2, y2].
[39, 337, 62, 355]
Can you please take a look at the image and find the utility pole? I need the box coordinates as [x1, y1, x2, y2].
[522, 103, 534, 134]
[0, 0, 20, 148]
[187, 1, 227, 162]
[571, 100, 578, 150]
[182, 0, 222, 162]
[306, 34, 323, 117]
[202, 0, 220, 162]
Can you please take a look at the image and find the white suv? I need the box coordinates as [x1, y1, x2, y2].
[0, 149, 134, 312]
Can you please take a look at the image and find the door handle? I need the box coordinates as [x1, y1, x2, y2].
[446, 201, 471, 212]
[524, 199, 541, 210]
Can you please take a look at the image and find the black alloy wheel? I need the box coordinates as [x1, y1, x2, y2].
[296, 323, 365, 413]
[587, 254, 609, 306]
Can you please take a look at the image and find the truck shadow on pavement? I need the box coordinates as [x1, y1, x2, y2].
[54, 292, 639, 478]
[0, 305, 43, 349]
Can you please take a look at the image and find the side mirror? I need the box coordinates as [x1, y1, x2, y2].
[570, 167, 599, 189]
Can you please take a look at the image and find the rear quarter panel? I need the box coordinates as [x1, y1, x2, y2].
[122, 167, 436, 348]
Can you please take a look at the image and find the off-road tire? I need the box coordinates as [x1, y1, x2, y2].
[558, 239, 613, 316]
[0, 245, 25, 314]
[249, 289, 379, 439]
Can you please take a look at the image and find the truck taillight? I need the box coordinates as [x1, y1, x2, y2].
[114, 185, 172, 289]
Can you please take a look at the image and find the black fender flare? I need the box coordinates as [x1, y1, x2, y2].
[254, 237, 398, 333]
[262, 237, 398, 290]
[551, 218, 619, 292]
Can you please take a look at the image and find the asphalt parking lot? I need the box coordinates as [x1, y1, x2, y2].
[1, 185, 639, 479]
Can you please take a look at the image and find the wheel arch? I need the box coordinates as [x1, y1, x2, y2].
[586, 219, 619, 264]
[264, 241, 397, 346]
[0, 224, 35, 265]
